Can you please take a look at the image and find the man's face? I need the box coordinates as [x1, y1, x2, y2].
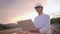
[35, 6, 43, 14]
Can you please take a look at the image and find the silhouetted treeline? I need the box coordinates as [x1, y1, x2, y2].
[0, 24, 10, 30]
[51, 18, 60, 24]
[0, 23, 19, 31]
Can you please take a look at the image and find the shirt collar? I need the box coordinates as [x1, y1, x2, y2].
[38, 13, 44, 16]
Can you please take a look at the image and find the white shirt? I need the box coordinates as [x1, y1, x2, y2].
[34, 13, 51, 34]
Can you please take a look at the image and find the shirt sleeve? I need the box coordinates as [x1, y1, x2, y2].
[34, 17, 40, 29]
[34, 17, 38, 28]
[40, 15, 50, 32]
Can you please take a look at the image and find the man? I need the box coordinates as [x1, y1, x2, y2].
[33, 3, 51, 34]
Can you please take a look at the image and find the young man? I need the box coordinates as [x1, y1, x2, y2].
[33, 3, 51, 34]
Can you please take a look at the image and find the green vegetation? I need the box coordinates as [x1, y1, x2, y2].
[0, 24, 19, 31]
[51, 18, 60, 24]
[0, 24, 9, 30]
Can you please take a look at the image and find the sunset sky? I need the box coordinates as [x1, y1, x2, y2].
[0, 0, 60, 24]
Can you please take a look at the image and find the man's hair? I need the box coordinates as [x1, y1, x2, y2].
[35, 6, 43, 9]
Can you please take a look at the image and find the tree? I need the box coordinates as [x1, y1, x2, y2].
[51, 18, 60, 24]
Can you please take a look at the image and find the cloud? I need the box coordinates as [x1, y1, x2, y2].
[0, 0, 47, 24]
